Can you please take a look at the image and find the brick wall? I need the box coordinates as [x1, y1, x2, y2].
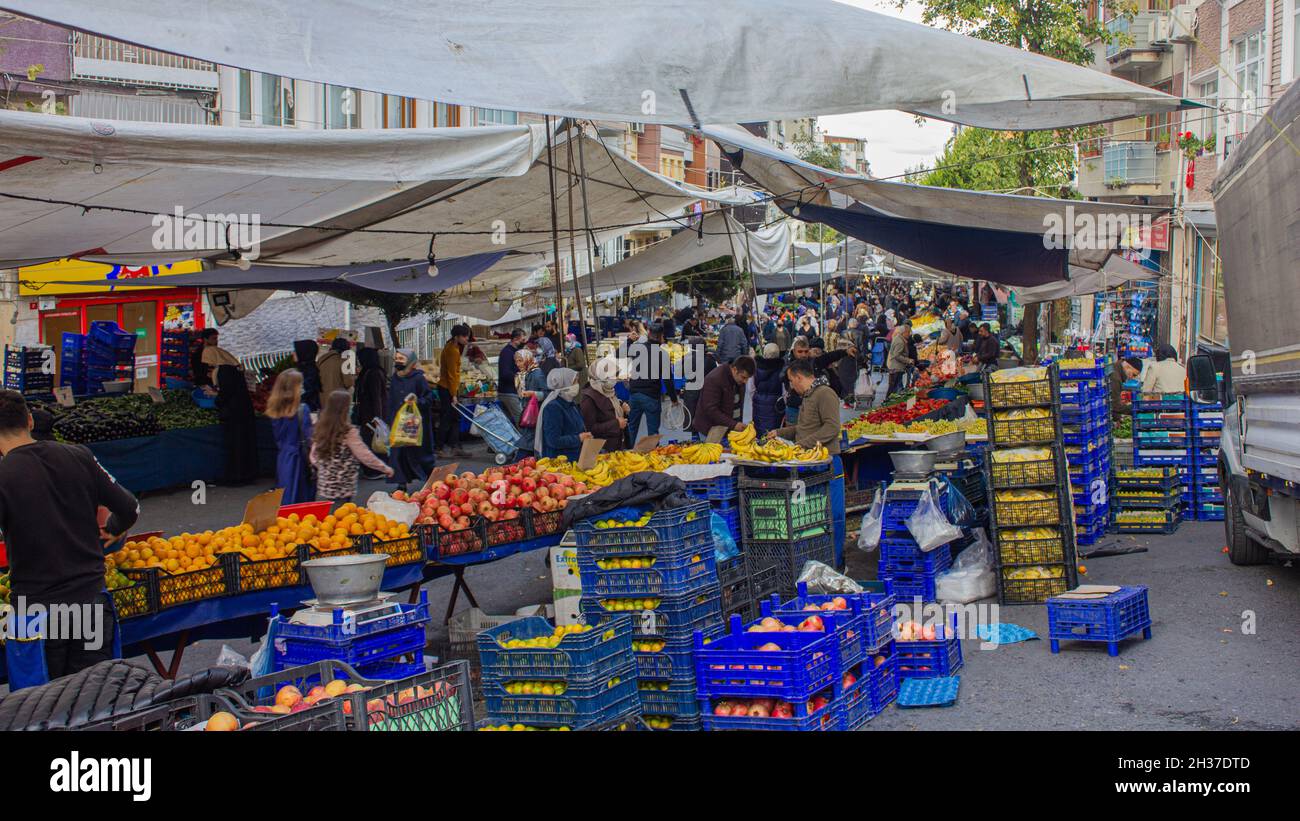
[1191, 2, 1222, 78]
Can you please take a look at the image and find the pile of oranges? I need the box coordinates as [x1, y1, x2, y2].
[109, 503, 409, 575]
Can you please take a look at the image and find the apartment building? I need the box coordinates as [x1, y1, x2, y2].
[821, 134, 871, 176]
[1077, 0, 1296, 357]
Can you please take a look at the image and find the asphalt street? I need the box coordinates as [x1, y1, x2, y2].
[128, 458, 1299, 731]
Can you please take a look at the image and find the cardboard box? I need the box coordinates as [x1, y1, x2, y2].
[550, 545, 583, 626]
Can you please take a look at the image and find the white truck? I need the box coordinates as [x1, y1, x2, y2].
[1189, 80, 1300, 564]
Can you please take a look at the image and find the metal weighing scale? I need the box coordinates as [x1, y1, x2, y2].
[286, 591, 406, 629]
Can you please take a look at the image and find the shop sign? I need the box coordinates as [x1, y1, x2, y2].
[18, 258, 202, 297]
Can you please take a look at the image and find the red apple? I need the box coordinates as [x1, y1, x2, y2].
[797, 615, 825, 632]
[772, 701, 794, 718]
[713, 701, 733, 717]
[747, 702, 770, 718]
[730, 702, 750, 716]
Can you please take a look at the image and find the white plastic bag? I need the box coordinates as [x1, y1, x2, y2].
[797, 560, 865, 595]
[368, 417, 391, 456]
[905, 482, 963, 552]
[365, 490, 419, 526]
[854, 369, 871, 398]
[215, 644, 250, 671]
[857, 486, 884, 552]
[661, 398, 690, 433]
[936, 528, 997, 603]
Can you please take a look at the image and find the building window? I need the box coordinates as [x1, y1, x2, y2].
[1287, 0, 1299, 83]
[1191, 77, 1218, 144]
[1232, 31, 1264, 137]
[433, 102, 461, 127]
[383, 95, 416, 128]
[475, 108, 518, 126]
[238, 70, 252, 122]
[659, 154, 685, 181]
[324, 85, 358, 129]
[1196, 236, 1227, 344]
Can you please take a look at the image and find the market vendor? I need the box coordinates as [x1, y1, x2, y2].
[767, 360, 848, 569]
[692, 355, 755, 435]
[0, 389, 139, 687]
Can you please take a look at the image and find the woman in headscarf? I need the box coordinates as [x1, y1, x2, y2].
[536, 367, 590, 460]
[293, 339, 322, 412]
[353, 346, 388, 476]
[564, 334, 588, 387]
[580, 356, 627, 452]
[536, 336, 560, 376]
[386, 347, 436, 491]
[214, 363, 258, 485]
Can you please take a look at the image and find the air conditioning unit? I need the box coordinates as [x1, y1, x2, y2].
[629, 122, 645, 134]
[1168, 6, 1196, 43]
[1150, 15, 1170, 44]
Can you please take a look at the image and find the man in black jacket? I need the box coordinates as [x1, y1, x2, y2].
[975, 323, 1001, 369]
[0, 389, 139, 683]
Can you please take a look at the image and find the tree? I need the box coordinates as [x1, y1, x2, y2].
[333, 289, 445, 347]
[665, 255, 744, 305]
[893, 0, 1134, 360]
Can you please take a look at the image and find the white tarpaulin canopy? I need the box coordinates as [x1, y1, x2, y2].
[701, 124, 1166, 286]
[9, 0, 1190, 130]
[529, 212, 790, 295]
[0, 113, 745, 283]
[1012, 254, 1159, 301]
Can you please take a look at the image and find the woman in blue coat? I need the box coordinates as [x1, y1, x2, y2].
[266, 368, 315, 504]
[534, 368, 590, 461]
[386, 348, 436, 491]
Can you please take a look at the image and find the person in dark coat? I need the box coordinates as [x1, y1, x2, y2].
[680, 336, 717, 426]
[386, 348, 436, 491]
[692, 356, 754, 435]
[536, 368, 590, 461]
[266, 369, 315, 504]
[214, 363, 258, 484]
[578, 356, 627, 452]
[353, 346, 388, 477]
[752, 343, 785, 435]
[294, 339, 322, 412]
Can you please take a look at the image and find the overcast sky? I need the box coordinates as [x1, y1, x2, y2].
[818, 0, 960, 180]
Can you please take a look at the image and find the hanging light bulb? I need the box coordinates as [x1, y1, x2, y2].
[426, 233, 439, 278]
[236, 253, 252, 271]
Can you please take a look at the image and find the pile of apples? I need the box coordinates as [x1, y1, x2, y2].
[798, 596, 850, 612]
[396, 457, 589, 533]
[897, 620, 944, 642]
[745, 614, 827, 635]
[711, 691, 835, 719]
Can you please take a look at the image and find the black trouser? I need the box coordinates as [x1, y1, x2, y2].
[43, 593, 117, 681]
[887, 370, 905, 397]
[437, 387, 460, 449]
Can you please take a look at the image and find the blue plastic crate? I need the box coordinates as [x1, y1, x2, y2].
[1048, 585, 1152, 656]
[760, 595, 867, 671]
[478, 616, 634, 684]
[868, 650, 899, 712]
[274, 622, 427, 669]
[637, 678, 699, 716]
[684, 474, 738, 503]
[880, 568, 939, 602]
[1189, 501, 1225, 520]
[273, 595, 430, 645]
[700, 692, 840, 731]
[837, 666, 876, 730]
[1190, 413, 1223, 430]
[1056, 362, 1106, 381]
[1112, 489, 1182, 509]
[880, 543, 953, 576]
[577, 551, 718, 598]
[895, 631, 963, 679]
[1132, 396, 1187, 412]
[1194, 486, 1224, 503]
[695, 614, 839, 702]
[1133, 450, 1190, 468]
[580, 587, 722, 640]
[485, 674, 641, 728]
[573, 502, 712, 550]
[1112, 510, 1181, 533]
[635, 625, 724, 681]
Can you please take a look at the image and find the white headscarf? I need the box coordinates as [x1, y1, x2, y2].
[535, 367, 579, 454]
[589, 356, 624, 421]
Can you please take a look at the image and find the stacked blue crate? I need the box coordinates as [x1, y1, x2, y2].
[4, 345, 54, 400]
[684, 472, 741, 542]
[1058, 362, 1112, 546]
[574, 502, 723, 731]
[876, 485, 954, 602]
[75, 322, 136, 394]
[1186, 402, 1224, 520]
[270, 591, 432, 680]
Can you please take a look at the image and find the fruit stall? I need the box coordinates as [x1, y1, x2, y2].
[29, 390, 280, 494]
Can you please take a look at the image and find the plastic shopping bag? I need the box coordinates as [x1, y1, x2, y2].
[368, 417, 391, 456]
[936, 528, 996, 603]
[905, 481, 963, 552]
[938, 475, 976, 528]
[857, 486, 884, 552]
[854, 369, 871, 398]
[519, 394, 540, 428]
[389, 395, 424, 448]
[796, 560, 864, 595]
[710, 512, 739, 562]
[366, 490, 420, 527]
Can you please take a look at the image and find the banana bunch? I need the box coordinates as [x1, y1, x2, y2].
[730, 428, 829, 463]
[995, 489, 1055, 502]
[680, 442, 723, 464]
[727, 423, 757, 451]
[990, 367, 1048, 384]
[993, 407, 1052, 421]
[1001, 526, 1059, 541]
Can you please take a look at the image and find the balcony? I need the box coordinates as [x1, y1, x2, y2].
[72, 33, 218, 91]
[1106, 12, 1171, 78]
[1078, 140, 1177, 202]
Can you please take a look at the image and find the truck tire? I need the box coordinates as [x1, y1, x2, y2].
[1224, 480, 1268, 565]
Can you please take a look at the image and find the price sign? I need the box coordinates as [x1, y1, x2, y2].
[54, 386, 75, 407]
[147, 387, 165, 404]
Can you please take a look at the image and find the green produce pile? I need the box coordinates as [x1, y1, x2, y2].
[1113, 415, 1133, 439]
[37, 389, 218, 444]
